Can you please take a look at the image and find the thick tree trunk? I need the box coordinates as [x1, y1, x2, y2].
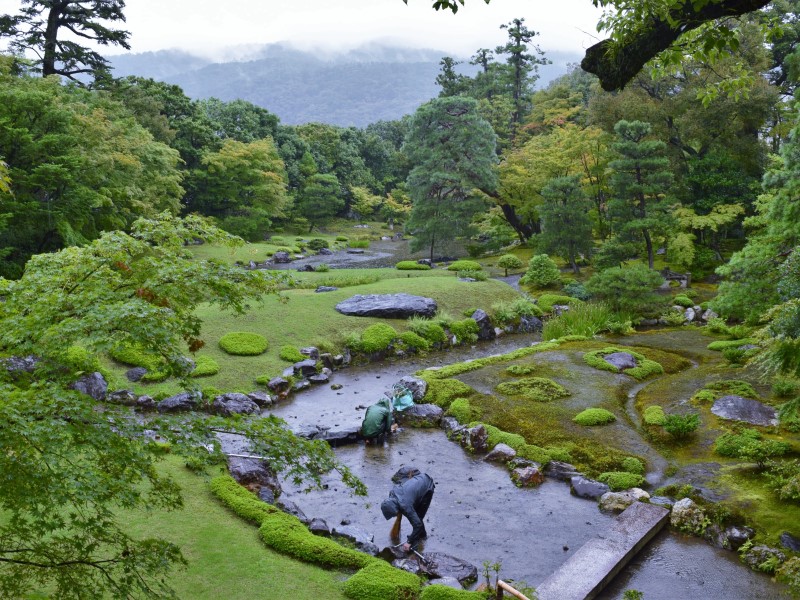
[42, 2, 65, 77]
[499, 203, 535, 242]
[643, 229, 654, 270]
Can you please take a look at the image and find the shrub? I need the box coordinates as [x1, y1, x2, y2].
[506, 364, 535, 376]
[563, 281, 592, 301]
[776, 557, 800, 595]
[109, 341, 163, 371]
[395, 260, 431, 270]
[598, 471, 645, 491]
[573, 408, 617, 426]
[542, 302, 613, 339]
[343, 561, 421, 600]
[621, 457, 645, 475]
[407, 317, 447, 344]
[707, 339, 756, 351]
[446, 398, 479, 423]
[495, 377, 570, 402]
[201, 386, 222, 402]
[356, 323, 398, 353]
[773, 377, 800, 398]
[497, 254, 523, 276]
[520, 254, 561, 288]
[314, 263, 330, 272]
[659, 309, 686, 326]
[307, 238, 329, 251]
[715, 429, 790, 467]
[449, 318, 479, 344]
[536, 294, 575, 313]
[643, 405, 667, 425]
[607, 320, 635, 335]
[399, 331, 430, 352]
[491, 298, 543, 325]
[336, 235, 349, 242]
[663, 413, 700, 438]
[727, 324, 753, 339]
[765, 459, 800, 501]
[190, 355, 220, 378]
[218, 332, 269, 356]
[424, 378, 475, 409]
[706, 317, 730, 334]
[672, 294, 694, 308]
[585, 265, 664, 315]
[447, 260, 482, 272]
[349, 239, 370, 249]
[722, 347, 748, 365]
[457, 269, 488, 281]
[279, 345, 305, 363]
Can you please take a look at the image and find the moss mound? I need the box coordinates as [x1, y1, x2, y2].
[343, 561, 421, 600]
[449, 318, 479, 343]
[707, 338, 757, 351]
[358, 323, 398, 353]
[505, 364, 535, 376]
[446, 398, 479, 423]
[537, 294, 576, 313]
[583, 347, 664, 380]
[573, 408, 617, 426]
[190, 355, 220, 378]
[218, 332, 269, 356]
[693, 380, 759, 404]
[424, 378, 476, 409]
[279, 345, 306, 363]
[643, 405, 667, 425]
[420, 586, 487, 599]
[447, 260, 482, 272]
[495, 377, 570, 402]
[396, 261, 431, 270]
[598, 471, 645, 491]
[399, 331, 431, 352]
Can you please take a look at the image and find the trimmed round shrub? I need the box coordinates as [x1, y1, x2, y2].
[190, 355, 220, 378]
[521, 254, 561, 288]
[314, 263, 330, 272]
[563, 281, 591, 301]
[349, 239, 370, 249]
[307, 238, 329, 251]
[357, 323, 398, 353]
[407, 318, 447, 344]
[447, 259, 482, 272]
[449, 318, 479, 344]
[672, 294, 694, 308]
[109, 341, 163, 371]
[598, 471, 645, 491]
[218, 332, 269, 356]
[279, 345, 305, 363]
[343, 561, 421, 600]
[643, 405, 667, 425]
[573, 408, 617, 426]
[457, 269, 488, 281]
[396, 260, 431, 270]
[399, 331, 431, 352]
[497, 254, 523, 276]
[336, 235, 349, 242]
[495, 377, 570, 402]
[621, 457, 645, 475]
[583, 347, 664, 381]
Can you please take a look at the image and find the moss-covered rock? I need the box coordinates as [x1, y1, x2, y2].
[342, 561, 421, 600]
[218, 332, 269, 356]
[537, 294, 575, 313]
[573, 408, 617, 426]
[424, 378, 476, 409]
[495, 377, 570, 402]
[597, 471, 645, 491]
[583, 347, 664, 380]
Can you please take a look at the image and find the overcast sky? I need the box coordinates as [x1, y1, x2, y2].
[0, 0, 605, 59]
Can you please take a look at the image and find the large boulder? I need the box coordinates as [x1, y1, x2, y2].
[71, 372, 108, 401]
[157, 391, 201, 413]
[332, 524, 379, 555]
[308, 518, 330, 536]
[711, 395, 779, 427]
[397, 404, 443, 428]
[461, 425, 489, 452]
[398, 376, 428, 401]
[602, 352, 637, 371]
[741, 545, 786, 571]
[228, 456, 280, 493]
[317, 425, 362, 447]
[293, 359, 319, 377]
[485, 443, 516, 463]
[471, 309, 496, 341]
[267, 377, 290, 394]
[247, 390, 273, 407]
[518, 315, 543, 333]
[780, 532, 800, 552]
[126, 367, 148, 382]
[570, 476, 610, 500]
[272, 251, 291, 263]
[335, 293, 437, 319]
[2, 355, 40, 374]
[704, 524, 755, 551]
[544, 461, 581, 482]
[599, 489, 650, 513]
[670, 498, 707, 534]
[511, 465, 544, 487]
[276, 498, 309, 524]
[211, 393, 260, 416]
[422, 553, 478, 586]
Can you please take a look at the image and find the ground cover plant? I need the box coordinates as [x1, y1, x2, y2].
[573, 408, 617, 426]
[495, 377, 570, 402]
[583, 347, 664, 380]
[218, 332, 269, 355]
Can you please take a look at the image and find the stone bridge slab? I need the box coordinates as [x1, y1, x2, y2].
[536, 502, 669, 600]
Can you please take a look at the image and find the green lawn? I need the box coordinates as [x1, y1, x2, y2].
[117, 457, 348, 600]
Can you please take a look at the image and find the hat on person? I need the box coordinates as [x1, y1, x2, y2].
[381, 498, 399, 520]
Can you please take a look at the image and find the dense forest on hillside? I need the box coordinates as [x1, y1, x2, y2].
[3, 0, 800, 598]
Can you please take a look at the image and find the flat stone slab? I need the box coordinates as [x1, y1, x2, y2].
[335, 293, 437, 318]
[536, 502, 669, 600]
[711, 395, 778, 427]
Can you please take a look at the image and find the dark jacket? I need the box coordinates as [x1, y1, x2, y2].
[384, 472, 435, 545]
[361, 397, 392, 438]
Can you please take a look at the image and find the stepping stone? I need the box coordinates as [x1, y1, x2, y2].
[711, 395, 778, 427]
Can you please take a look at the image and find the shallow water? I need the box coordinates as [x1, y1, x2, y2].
[267, 331, 786, 598]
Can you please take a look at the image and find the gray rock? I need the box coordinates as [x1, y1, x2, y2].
[780, 532, 800, 552]
[518, 315, 543, 333]
[397, 403, 443, 428]
[570, 476, 610, 500]
[511, 466, 544, 487]
[136, 395, 155, 410]
[441, 417, 465, 439]
[318, 426, 361, 447]
[552, 304, 571, 316]
[276, 498, 309, 524]
[346, 249, 365, 254]
[300, 346, 320, 360]
[317, 247, 334, 255]
[309, 373, 330, 384]
[485, 443, 516, 463]
[741, 545, 785, 571]
[293, 359, 318, 377]
[640, 318, 659, 326]
[106, 389, 137, 406]
[332, 525, 378, 555]
[684, 307, 696, 322]
[670, 498, 707, 534]
[308, 518, 330, 536]
[471, 309, 496, 341]
[725, 525, 755, 550]
[417, 259, 432, 267]
[272, 251, 291, 263]
[544, 461, 581, 482]
[157, 391, 201, 413]
[335, 293, 437, 319]
[212, 393, 260, 416]
[648, 496, 674, 509]
[267, 377, 290, 393]
[461, 425, 489, 452]
[425, 577, 463, 590]
[247, 390, 273, 407]
[331, 383, 343, 391]
[602, 352, 637, 371]
[257, 486, 276, 504]
[319, 353, 335, 370]
[599, 489, 649, 513]
[298, 264, 315, 272]
[422, 553, 478, 585]
[282, 366, 295, 378]
[702, 309, 719, 321]
[293, 424, 324, 440]
[3, 354, 40, 373]
[293, 379, 311, 392]
[398, 376, 428, 401]
[126, 367, 148, 382]
[228, 456, 280, 492]
[71, 372, 108, 401]
[393, 558, 425, 575]
[315, 286, 339, 293]
[711, 395, 779, 427]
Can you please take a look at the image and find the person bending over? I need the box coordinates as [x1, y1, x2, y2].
[381, 468, 435, 551]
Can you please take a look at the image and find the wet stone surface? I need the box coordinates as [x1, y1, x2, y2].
[711, 395, 779, 427]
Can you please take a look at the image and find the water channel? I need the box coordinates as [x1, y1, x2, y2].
[265, 334, 787, 599]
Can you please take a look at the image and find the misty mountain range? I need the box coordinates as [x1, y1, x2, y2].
[108, 43, 578, 128]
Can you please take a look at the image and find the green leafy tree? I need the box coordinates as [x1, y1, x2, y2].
[403, 96, 497, 262]
[586, 264, 665, 314]
[520, 253, 561, 288]
[0, 213, 361, 598]
[608, 120, 674, 269]
[296, 173, 344, 232]
[0, 0, 130, 82]
[497, 253, 523, 276]
[198, 97, 279, 143]
[350, 185, 382, 222]
[538, 175, 594, 273]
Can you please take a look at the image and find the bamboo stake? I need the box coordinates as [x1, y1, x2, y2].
[495, 580, 531, 600]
